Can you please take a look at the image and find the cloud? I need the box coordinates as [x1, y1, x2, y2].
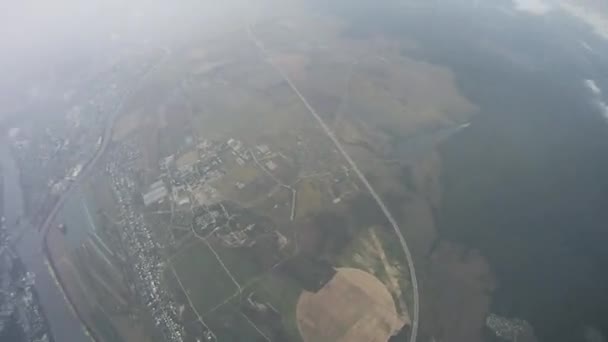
[560, 3, 608, 40]
[584, 79, 608, 122]
[510, 0, 608, 41]
[585, 79, 602, 96]
[512, 0, 552, 15]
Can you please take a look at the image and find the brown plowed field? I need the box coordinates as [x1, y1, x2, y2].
[296, 267, 405, 342]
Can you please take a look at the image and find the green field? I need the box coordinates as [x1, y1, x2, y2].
[208, 241, 265, 285]
[205, 297, 268, 342]
[335, 227, 382, 271]
[250, 273, 303, 342]
[91, 309, 126, 342]
[170, 240, 238, 314]
[335, 226, 411, 319]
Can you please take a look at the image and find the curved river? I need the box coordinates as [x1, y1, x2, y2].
[0, 140, 90, 342]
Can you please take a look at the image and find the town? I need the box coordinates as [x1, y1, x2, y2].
[0, 219, 52, 342]
[107, 159, 190, 342]
[97, 135, 301, 341]
[0, 5, 423, 341]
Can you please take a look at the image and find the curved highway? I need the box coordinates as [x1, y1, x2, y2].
[246, 25, 420, 342]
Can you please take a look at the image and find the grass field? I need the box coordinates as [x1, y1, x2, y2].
[249, 185, 292, 224]
[170, 240, 238, 314]
[91, 309, 126, 342]
[295, 179, 324, 219]
[169, 234, 305, 341]
[208, 240, 265, 285]
[211, 164, 265, 204]
[205, 296, 268, 342]
[335, 226, 411, 321]
[250, 273, 303, 342]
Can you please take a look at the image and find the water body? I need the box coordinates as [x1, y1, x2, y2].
[59, 191, 102, 250]
[318, 1, 608, 341]
[0, 141, 90, 342]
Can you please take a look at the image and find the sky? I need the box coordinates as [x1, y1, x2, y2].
[512, 0, 608, 39]
[1, 0, 607, 119]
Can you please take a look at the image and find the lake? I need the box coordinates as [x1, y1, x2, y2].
[318, 0, 608, 341]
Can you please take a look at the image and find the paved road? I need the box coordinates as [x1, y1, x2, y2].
[246, 26, 420, 342]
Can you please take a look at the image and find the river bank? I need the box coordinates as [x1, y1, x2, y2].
[0, 140, 91, 342]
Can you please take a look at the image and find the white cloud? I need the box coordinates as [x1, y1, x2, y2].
[598, 101, 608, 122]
[560, 3, 608, 40]
[580, 41, 594, 52]
[585, 79, 602, 95]
[583, 79, 608, 122]
[511, 1, 608, 41]
[512, 0, 552, 15]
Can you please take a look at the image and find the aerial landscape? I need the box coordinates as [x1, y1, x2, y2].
[1, 0, 608, 342]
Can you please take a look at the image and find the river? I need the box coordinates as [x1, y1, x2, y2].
[0, 140, 90, 342]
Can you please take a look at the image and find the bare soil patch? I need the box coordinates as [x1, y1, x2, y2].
[296, 267, 404, 342]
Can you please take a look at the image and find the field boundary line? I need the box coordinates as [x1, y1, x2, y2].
[169, 263, 216, 340]
[241, 312, 272, 342]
